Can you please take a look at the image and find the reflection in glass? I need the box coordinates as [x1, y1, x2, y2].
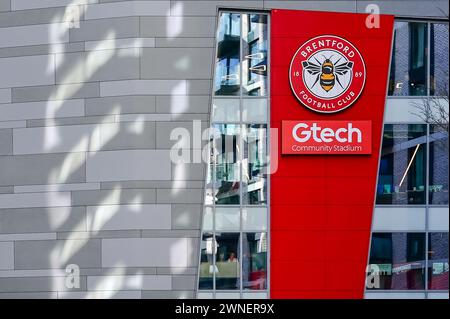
[199, 11, 270, 296]
[243, 233, 267, 290]
[428, 233, 449, 290]
[215, 233, 240, 290]
[242, 14, 268, 96]
[367, 233, 426, 290]
[242, 125, 267, 205]
[199, 233, 215, 289]
[215, 13, 241, 96]
[376, 124, 427, 205]
[214, 124, 241, 204]
[429, 125, 449, 205]
[389, 22, 428, 96]
[430, 23, 449, 96]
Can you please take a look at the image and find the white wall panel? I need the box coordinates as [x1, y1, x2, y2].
[87, 204, 171, 231]
[372, 207, 426, 231]
[86, 150, 171, 182]
[102, 238, 188, 267]
[0, 100, 84, 122]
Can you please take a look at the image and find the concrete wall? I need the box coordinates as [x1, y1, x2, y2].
[0, 0, 448, 299]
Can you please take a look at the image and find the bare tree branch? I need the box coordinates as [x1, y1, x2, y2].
[410, 68, 449, 133]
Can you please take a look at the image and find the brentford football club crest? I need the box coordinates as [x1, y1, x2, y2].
[289, 35, 366, 113]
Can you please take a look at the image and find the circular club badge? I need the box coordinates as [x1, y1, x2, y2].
[289, 35, 366, 113]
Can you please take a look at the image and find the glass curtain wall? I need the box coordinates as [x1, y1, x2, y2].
[372, 124, 448, 293]
[389, 21, 449, 96]
[198, 11, 270, 299]
[370, 19, 448, 298]
[367, 232, 449, 291]
[376, 124, 448, 205]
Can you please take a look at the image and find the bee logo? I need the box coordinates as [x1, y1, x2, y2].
[290, 35, 366, 113]
[302, 56, 354, 93]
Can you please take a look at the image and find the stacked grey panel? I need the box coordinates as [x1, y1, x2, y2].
[0, 0, 448, 299]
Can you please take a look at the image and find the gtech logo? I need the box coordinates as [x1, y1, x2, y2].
[289, 35, 366, 113]
[282, 121, 372, 155]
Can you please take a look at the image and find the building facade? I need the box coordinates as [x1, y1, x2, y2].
[0, 0, 448, 299]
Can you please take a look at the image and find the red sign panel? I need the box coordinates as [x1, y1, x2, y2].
[270, 9, 394, 299]
[282, 120, 372, 154]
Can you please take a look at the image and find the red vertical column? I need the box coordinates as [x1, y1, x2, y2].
[270, 9, 394, 299]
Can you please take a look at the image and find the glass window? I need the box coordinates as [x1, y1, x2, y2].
[367, 233, 426, 290]
[388, 21, 449, 97]
[215, 233, 240, 290]
[242, 124, 268, 205]
[377, 124, 427, 205]
[389, 22, 428, 96]
[199, 11, 269, 297]
[242, 232, 267, 290]
[429, 124, 449, 205]
[215, 13, 241, 96]
[214, 13, 241, 95]
[242, 14, 268, 96]
[428, 233, 449, 290]
[199, 232, 215, 290]
[214, 124, 241, 205]
[430, 23, 449, 96]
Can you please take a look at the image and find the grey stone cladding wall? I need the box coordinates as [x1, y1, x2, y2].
[0, 0, 447, 299]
